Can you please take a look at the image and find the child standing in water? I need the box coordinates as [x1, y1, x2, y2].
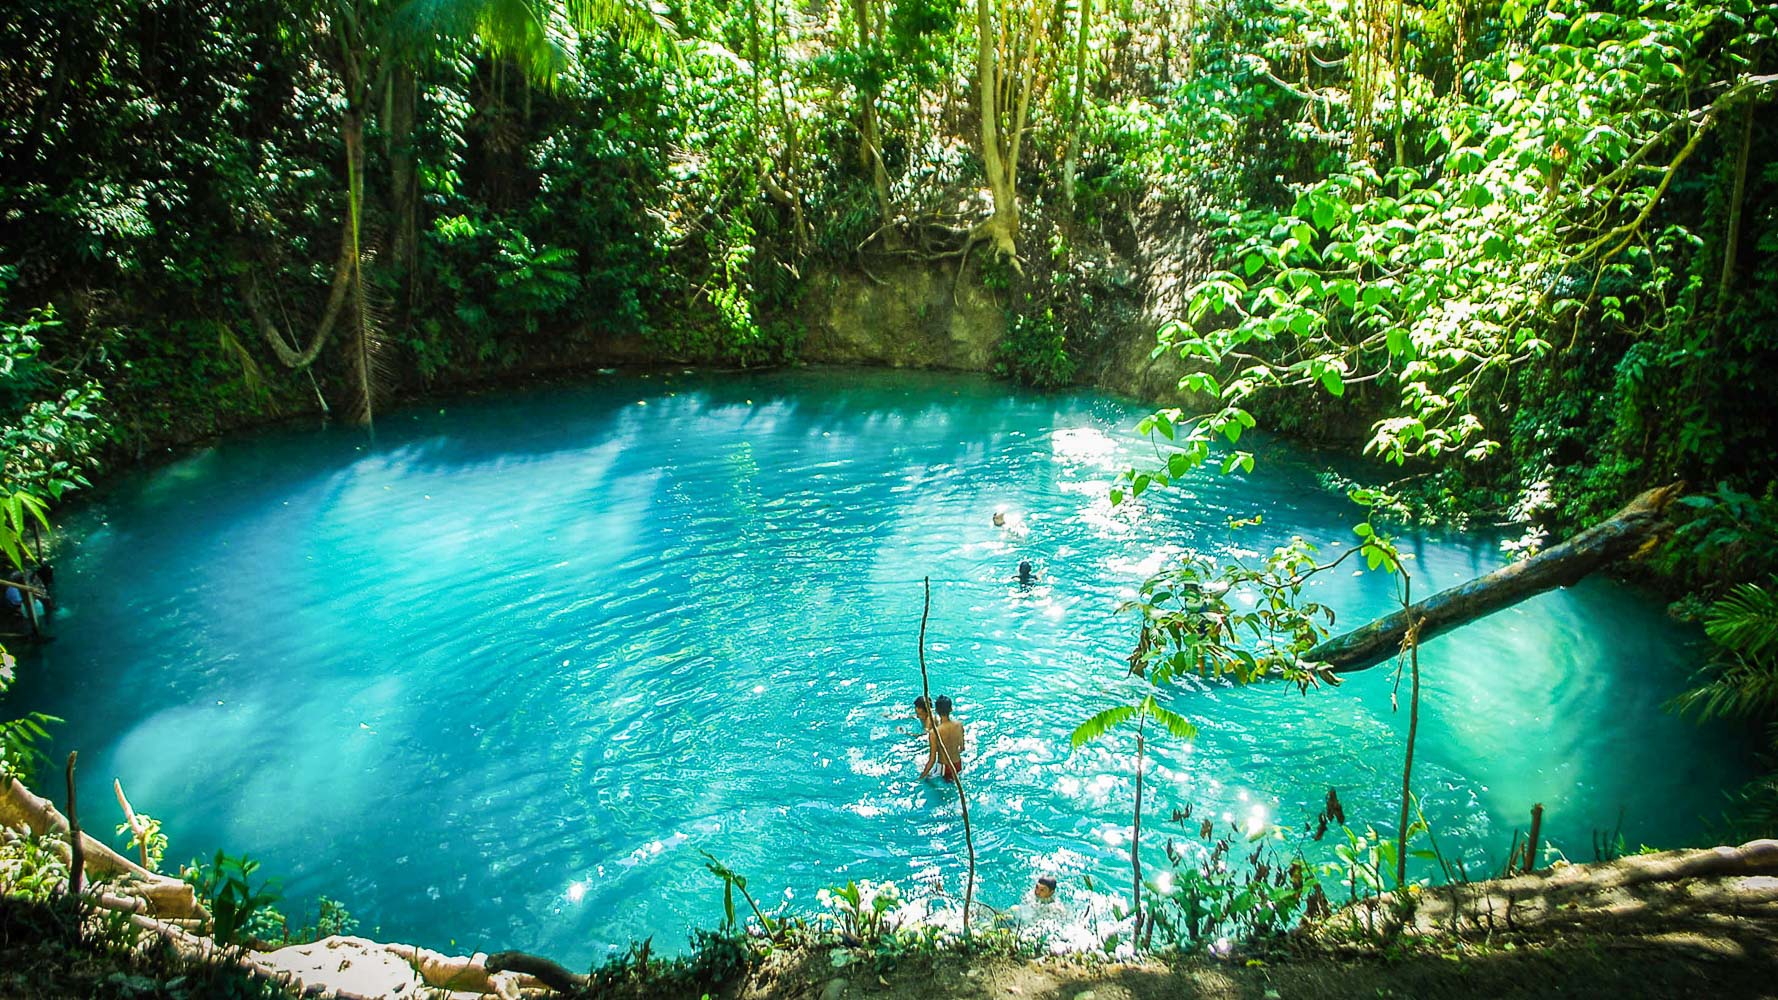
[921, 695, 967, 782]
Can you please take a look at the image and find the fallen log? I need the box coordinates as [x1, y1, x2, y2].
[1305, 484, 1684, 674]
[0, 776, 204, 921]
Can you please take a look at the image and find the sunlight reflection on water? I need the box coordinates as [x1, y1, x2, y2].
[12, 367, 1747, 965]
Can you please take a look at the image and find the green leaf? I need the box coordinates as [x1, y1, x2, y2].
[1071, 704, 1138, 747]
[1145, 700, 1198, 740]
[1705, 582, 1778, 659]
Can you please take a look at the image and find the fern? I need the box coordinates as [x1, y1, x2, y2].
[1671, 660, 1778, 721]
[1705, 580, 1778, 661]
[1675, 580, 1778, 722]
[1674, 580, 1778, 837]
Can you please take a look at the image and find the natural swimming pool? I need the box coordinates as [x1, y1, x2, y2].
[10, 368, 1745, 964]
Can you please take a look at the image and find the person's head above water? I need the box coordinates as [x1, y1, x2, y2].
[1018, 559, 1034, 584]
[1035, 876, 1058, 901]
[934, 695, 954, 718]
[993, 510, 1006, 527]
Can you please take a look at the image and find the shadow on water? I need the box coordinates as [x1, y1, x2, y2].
[4, 367, 1750, 967]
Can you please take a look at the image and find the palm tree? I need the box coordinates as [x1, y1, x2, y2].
[242, 0, 675, 425]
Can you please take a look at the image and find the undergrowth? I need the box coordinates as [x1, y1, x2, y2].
[0, 893, 296, 1000]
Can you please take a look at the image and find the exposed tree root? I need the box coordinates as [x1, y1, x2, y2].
[1317, 839, 1778, 943]
[1, 777, 201, 921]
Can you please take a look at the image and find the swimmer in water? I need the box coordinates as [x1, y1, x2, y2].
[1034, 876, 1058, 902]
[913, 695, 934, 734]
[920, 695, 966, 782]
[993, 510, 1006, 527]
[1018, 559, 1036, 587]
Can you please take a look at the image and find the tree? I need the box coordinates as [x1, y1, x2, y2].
[850, 0, 895, 226]
[1061, 0, 1093, 210]
[969, 0, 1056, 259]
[241, 0, 674, 425]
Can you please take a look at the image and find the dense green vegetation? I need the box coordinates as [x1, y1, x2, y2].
[2, 0, 1778, 977]
[1, 0, 1770, 534]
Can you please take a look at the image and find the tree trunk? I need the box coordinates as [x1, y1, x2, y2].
[388, 66, 420, 305]
[1062, 0, 1093, 210]
[1307, 484, 1683, 674]
[769, 0, 807, 247]
[971, 0, 1047, 259]
[485, 953, 587, 993]
[1715, 100, 1754, 329]
[242, 15, 373, 408]
[1391, 0, 1405, 178]
[974, 0, 1017, 257]
[1130, 711, 1146, 940]
[330, 9, 377, 428]
[1183, 0, 1196, 77]
[343, 102, 376, 427]
[852, 0, 893, 226]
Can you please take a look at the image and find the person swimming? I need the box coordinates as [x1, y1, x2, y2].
[993, 510, 1006, 527]
[913, 695, 934, 734]
[920, 695, 966, 782]
[1018, 560, 1035, 587]
[1010, 874, 1067, 936]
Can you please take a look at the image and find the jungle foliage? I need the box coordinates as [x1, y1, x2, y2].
[1120, 0, 1777, 554]
[2, 0, 1772, 546]
[3, 0, 1778, 941]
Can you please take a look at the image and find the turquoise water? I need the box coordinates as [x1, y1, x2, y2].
[9, 368, 1744, 963]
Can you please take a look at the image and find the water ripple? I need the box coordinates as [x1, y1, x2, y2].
[9, 368, 1745, 966]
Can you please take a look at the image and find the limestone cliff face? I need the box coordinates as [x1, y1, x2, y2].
[798, 262, 1006, 372]
[797, 255, 1206, 408]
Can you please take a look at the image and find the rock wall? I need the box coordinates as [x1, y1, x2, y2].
[795, 213, 1210, 409]
[798, 261, 1007, 372]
